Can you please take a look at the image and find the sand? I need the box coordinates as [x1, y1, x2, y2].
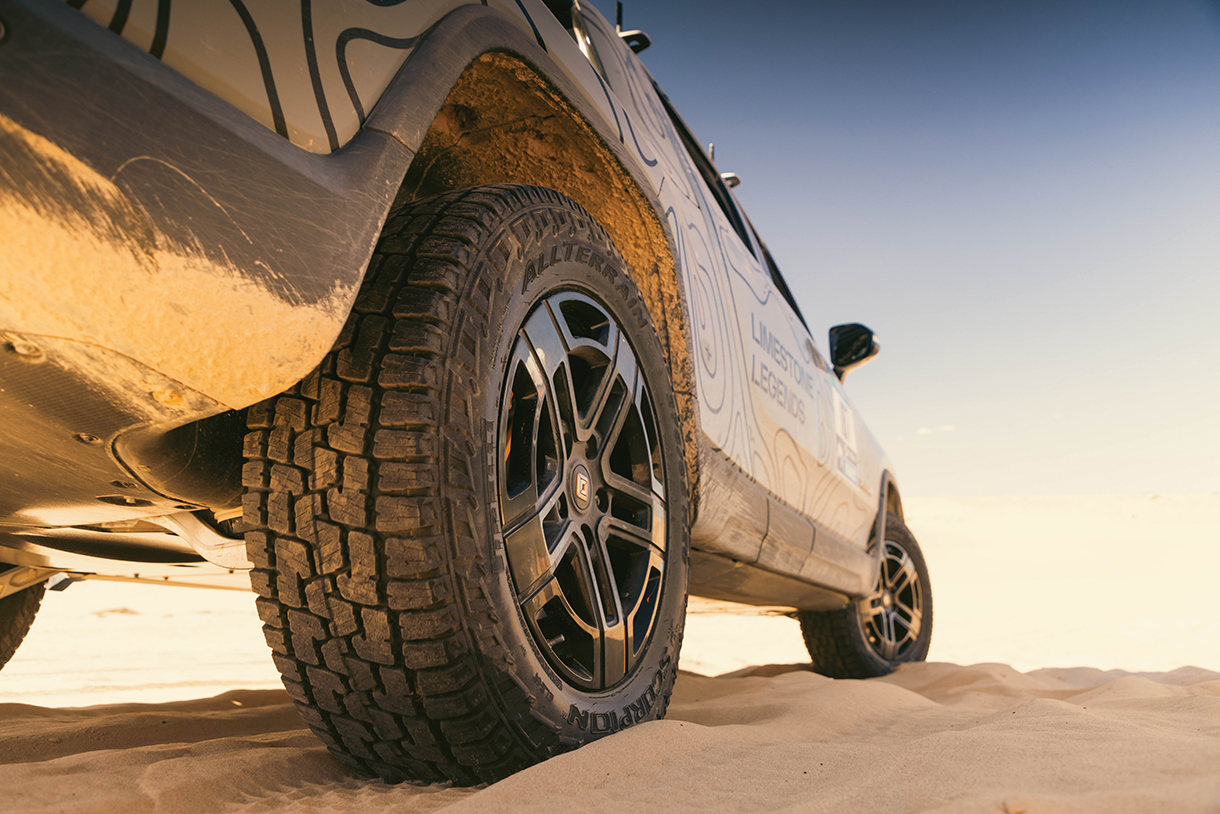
[1, 664, 1217, 813]
[1, 494, 1218, 812]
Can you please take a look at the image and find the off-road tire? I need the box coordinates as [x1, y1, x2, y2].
[798, 514, 931, 678]
[0, 577, 44, 672]
[243, 185, 690, 785]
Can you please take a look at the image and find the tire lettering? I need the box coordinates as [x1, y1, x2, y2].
[567, 706, 590, 729]
[565, 669, 666, 734]
[591, 711, 618, 734]
[575, 246, 591, 264]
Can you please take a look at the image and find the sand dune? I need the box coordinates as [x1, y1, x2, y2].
[2, 662, 1217, 813]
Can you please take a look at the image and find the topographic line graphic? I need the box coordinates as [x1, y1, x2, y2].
[623, 113, 657, 168]
[301, 0, 339, 152]
[336, 28, 421, 121]
[227, 0, 289, 138]
[108, 0, 132, 35]
[590, 69, 623, 143]
[150, 0, 171, 60]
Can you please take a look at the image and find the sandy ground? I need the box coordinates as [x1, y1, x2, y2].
[1, 494, 1218, 812]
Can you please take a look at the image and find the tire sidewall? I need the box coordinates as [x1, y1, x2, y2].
[465, 195, 689, 745]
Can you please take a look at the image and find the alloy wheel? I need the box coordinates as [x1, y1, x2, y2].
[858, 538, 924, 661]
[497, 291, 667, 691]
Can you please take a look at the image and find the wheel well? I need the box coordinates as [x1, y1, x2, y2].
[886, 479, 904, 520]
[397, 51, 699, 503]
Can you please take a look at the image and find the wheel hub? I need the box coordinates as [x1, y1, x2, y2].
[497, 291, 668, 691]
[570, 464, 592, 511]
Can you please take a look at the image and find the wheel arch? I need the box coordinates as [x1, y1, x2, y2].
[115, 4, 701, 518]
[364, 5, 701, 507]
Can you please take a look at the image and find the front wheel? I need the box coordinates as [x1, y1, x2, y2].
[797, 514, 932, 678]
[244, 186, 690, 785]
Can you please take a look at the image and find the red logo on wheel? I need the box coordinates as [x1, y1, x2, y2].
[575, 472, 589, 502]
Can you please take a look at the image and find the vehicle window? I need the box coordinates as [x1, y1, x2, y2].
[754, 230, 809, 330]
[654, 86, 756, 258]
[542, 0, 607, 78]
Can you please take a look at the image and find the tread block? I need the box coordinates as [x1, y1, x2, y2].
[377, 461, 437, 494]
[373, 668, 417, 716]
[268, 429, 294, 465]
[378, 354, 440, 391]
[344, 652, 379, 692]
[401, 634, 467, 670]
[341, 456, 371, 492]
[306, 665, 348, 714]
[315, 378, 343, 425]
[396, 605, 459, 641]
[241, 460, 269, 489]
[352, 607, 395, 665]
[416, 659, 476, 695]
[327, 594, 360, 637]
[275, 398, 309, 432]
[242, 430, 269, 459]
[372, 430, 437, 459]
[310, 447, 339, 490]
[287, 609, 328, 665]
[315, 522, 346, 574]
[366, 707, 406, 741]
[326, 486, 368, 529]
[246, 400, 276, 429]
[387, 576, 451, 610]
[294, 494, 322, 543]
[393, 287, 453, 325]
[332, 716, 378, 761]
[384, 535, 446, 577]
[270, 464, 305, 495]
[407, 256, 465, 293]
[378, 391, 437, 428]
[421, 681, 489, 720]
[336, 531, 379, 605]
[389, 321, 447, 355]
[245, 531, 272, 569]
[274, 537, 313, 578]
[267, 492, 294, 535]
[374, 496, 441, 534]
[336, 316, 389, 383]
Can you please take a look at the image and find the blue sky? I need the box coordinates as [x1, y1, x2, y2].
[618, 0, 1220, 495]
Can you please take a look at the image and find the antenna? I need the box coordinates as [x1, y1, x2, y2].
[616, 2, 623, 33]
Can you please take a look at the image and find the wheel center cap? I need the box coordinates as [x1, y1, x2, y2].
[881, 592, 893, 608]
[571, 465, 591, 511]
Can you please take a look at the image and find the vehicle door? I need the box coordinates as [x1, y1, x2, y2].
[732, 222, 876, 550]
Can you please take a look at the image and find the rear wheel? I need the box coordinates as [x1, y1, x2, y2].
[797, 514, 931, 678]
[243, 186, 689, 784]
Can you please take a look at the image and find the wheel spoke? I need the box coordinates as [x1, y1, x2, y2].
[522, 305, 581, 443]
[499, 340, 563, 530]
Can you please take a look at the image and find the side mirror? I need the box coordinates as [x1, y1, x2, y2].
[828, 323, 879, 381]
[616, 2, 651, 53]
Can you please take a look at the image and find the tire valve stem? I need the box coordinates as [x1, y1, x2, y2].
[546, 634, 566, 648]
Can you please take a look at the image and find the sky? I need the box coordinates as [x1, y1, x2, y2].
[614, 0, 1220, 496]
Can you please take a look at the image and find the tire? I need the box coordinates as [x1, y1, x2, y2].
[0, 576, 45, 672]
[797, 514, 931, 678]
[243, 185, 690, 785]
